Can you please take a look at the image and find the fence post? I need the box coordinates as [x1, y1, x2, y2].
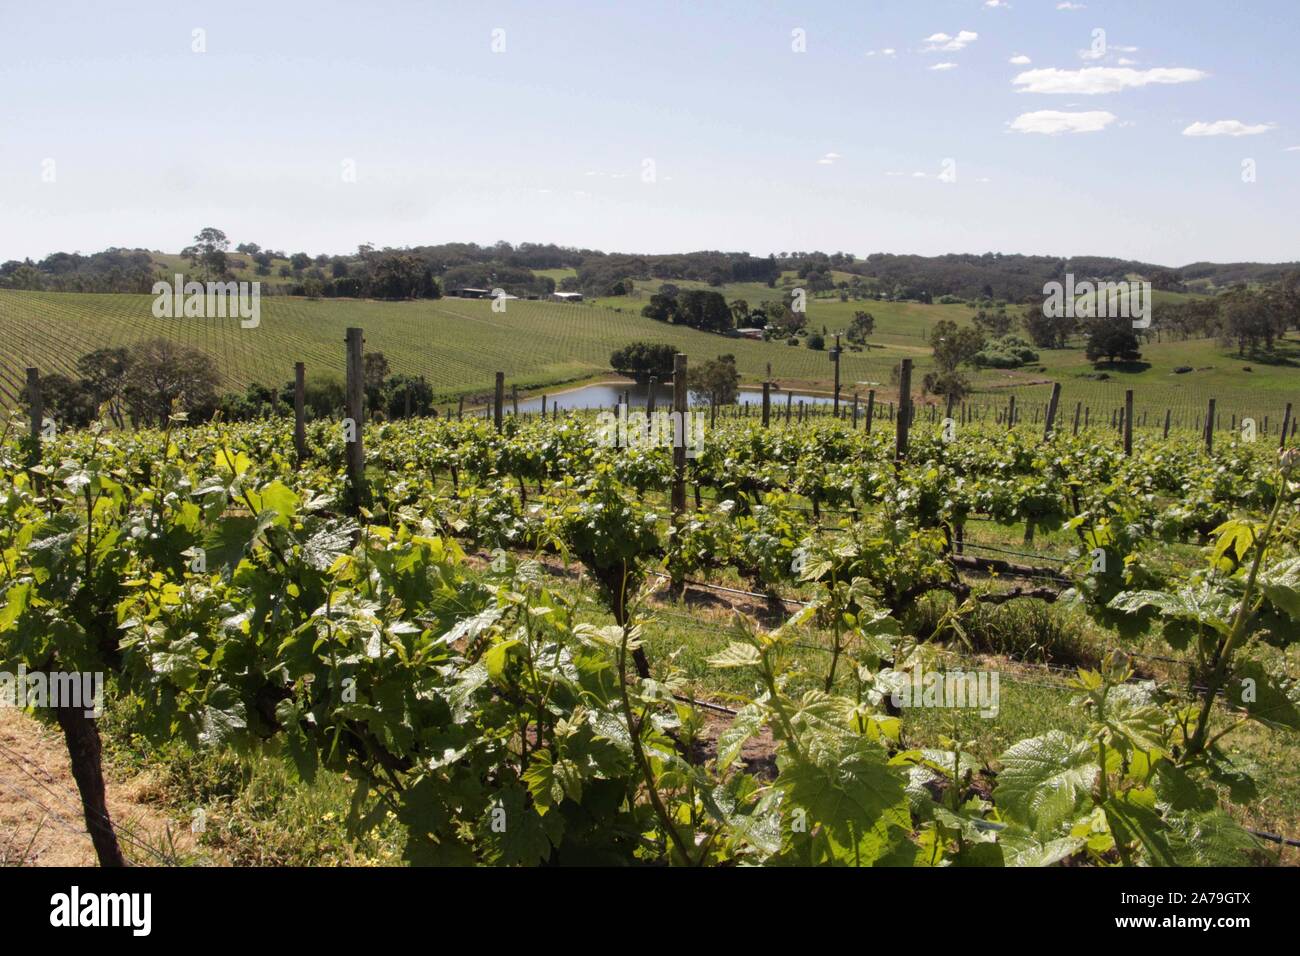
[1163, 408, 1171, 439]
[294, 362, 307, 462]
[895, 358, 913, 463]
[762, 381, 771, 427]
[830, 334, 841, 417]
[1124, 390, 1134, 457]
[865, 390, 875, 435]
[25, 367, 43, 486]
[1007, 394, 1016, 430]
[1204, 398, 1216, 454]
[1043, 383, 1062, 440]
[671, 354, 688, 517]
[344, 328, 366, 514]
[512, 384, 519, 417]
[26, 366, 42, 443]
[1281, 402, 1292, 450]
[494, 372, 504, 430]
[852, 392, 860, 429]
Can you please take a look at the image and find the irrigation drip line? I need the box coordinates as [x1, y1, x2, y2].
[638, 604, 1240, 699]
[959, 542, 1071, 563]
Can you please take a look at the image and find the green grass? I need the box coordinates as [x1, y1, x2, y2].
[0, 289, 919, 403]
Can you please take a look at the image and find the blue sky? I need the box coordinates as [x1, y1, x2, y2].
[2, 0, 1297, 264]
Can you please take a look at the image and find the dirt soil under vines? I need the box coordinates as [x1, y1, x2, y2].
[0, 707, 199, 866]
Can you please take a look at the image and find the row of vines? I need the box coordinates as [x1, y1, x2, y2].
[1, 406, 1297, 865]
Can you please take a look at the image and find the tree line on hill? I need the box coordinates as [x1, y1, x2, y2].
[5, 229, 1299, 316]
[26, 340, 438, 431]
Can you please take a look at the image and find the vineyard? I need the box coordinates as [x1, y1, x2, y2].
[1, 288, 1291, 430]
[2, 385, 1298, 867]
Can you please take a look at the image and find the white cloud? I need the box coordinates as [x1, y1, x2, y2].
[984, 0, 1010, 7]
[1117, 57, 1137, 65]
[1009, 54, 1032, 65]
[1182, 120, 1276, 137]
[930, 62, 959, 71]
[817, 151, 843, 165]
[923, 30, 978, 52]
[911, 171, 928, 178]
[1056, 2, 1085, 8]
[1286, 145, 1300, 152]
[1010, 109, 1117, 134]
[1013, 66, 1206, 94]
[866, 48, 896, 57]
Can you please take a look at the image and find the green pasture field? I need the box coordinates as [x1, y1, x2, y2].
[0, 288, 914, 402]
[1, 284, 1296, 429]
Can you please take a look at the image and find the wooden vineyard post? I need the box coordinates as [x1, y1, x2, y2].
[785, 390, 793, 424]
[1043, 382, 1062, 440]
[1124, 390, 1134, 457]
[542, 394, 548, 417]
[1072, 401, 1082, 436]
[1281, 402, 1292, 450]
[865, 390, 875, 435]
[762, 381, 771, 427]
[344, 328, 366, 515]
[647, 377, 657, 417]
[25, 367, 43, 487]
[294, 362, 307, 463]
[895, 358, 913, 464]
[1204, 398, 1216, 454]
[512, 384, 519, 417]
[671, 354, 688, 517]
[26, 365, 41, 443]
[1163, 409, 1172, 439]
[493, 372, 504, 430]
[852, 392, 859, 428]
[1007, 394, 1016, 431]
[831, 334, 841, 417]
